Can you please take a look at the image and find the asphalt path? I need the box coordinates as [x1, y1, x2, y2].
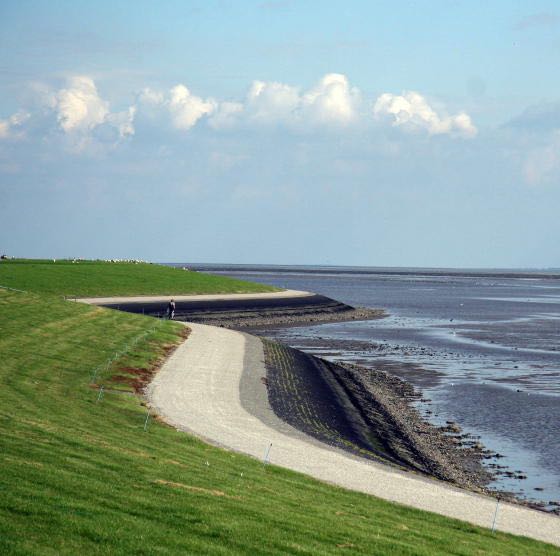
[147, 323, 560, 547]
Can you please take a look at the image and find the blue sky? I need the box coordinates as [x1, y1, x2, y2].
[1, 0, 560, 267]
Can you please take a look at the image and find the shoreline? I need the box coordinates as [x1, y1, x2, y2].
[187, 306, 384, 328]
[175, 306, 559, 513]
[262, 339, 492, 491]
[261, 339, 560, 514]
[79, 289, 386, 328]
[147, 322, 560, 545]
[90, 290, 557, 513]
[255, 329, 560, 513]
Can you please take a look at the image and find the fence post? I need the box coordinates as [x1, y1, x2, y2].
[263, 443, 272, 465]
[491, 497, 500, 533]
[143, 408, 151, 431]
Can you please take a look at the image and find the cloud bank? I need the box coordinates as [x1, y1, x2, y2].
[138, 75, 470, 136]
[2, 73, 478, 146]
[139, 73, 360, 130]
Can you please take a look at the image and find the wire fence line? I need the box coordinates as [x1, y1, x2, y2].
[89, 319, 166, 385]
[0, 284, 98, 302]
[2, 284, 176, 429]
[2, 285, 169, 381]
[0, 284, 28, 293]
[89, 316, 171, 432]
[8, 318, 169, 429]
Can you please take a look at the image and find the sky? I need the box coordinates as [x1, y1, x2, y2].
[1, 0, 560, 268]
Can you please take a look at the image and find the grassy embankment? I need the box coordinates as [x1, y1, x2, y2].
[0, 259, 279, 297]
[0, 262, 556, 554]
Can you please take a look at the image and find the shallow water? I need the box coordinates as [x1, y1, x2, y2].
[185, 264, 560, 507]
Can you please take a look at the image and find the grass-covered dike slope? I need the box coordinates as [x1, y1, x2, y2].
[0, 259, 279, 297]
[0, 263, 556, 554]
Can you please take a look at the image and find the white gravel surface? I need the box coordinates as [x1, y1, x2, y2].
[77, 289, 311, 305]
[148, 322, 560, 547]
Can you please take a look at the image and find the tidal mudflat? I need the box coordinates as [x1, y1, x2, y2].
[193, 264, 560, 510]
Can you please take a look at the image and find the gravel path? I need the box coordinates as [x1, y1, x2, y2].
[77, 289, 312, 305]
[147, 323, 560, 547]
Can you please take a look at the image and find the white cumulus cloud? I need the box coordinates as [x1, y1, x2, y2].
[245, 80, 300, 124]
[301, 73, 359, 124]
[56, 76, 109, 133]
[46, 76, 137, 146]
[168, 84, 216, 130]
[373, 91, 477, 138]
[138, 84, 216, 130]
[238, 73, 359, 128]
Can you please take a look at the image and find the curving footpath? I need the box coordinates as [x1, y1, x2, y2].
[77, 289, 313, 305]
[147, 323, 560, 547]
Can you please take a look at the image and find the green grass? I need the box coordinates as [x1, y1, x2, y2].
[0, 259, 278, 297]
[0, 289, 557, 554]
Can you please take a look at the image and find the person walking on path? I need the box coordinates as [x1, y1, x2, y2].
[167, 299, 176, 320]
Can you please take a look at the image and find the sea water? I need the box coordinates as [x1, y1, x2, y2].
[186, 264, 560, 507]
